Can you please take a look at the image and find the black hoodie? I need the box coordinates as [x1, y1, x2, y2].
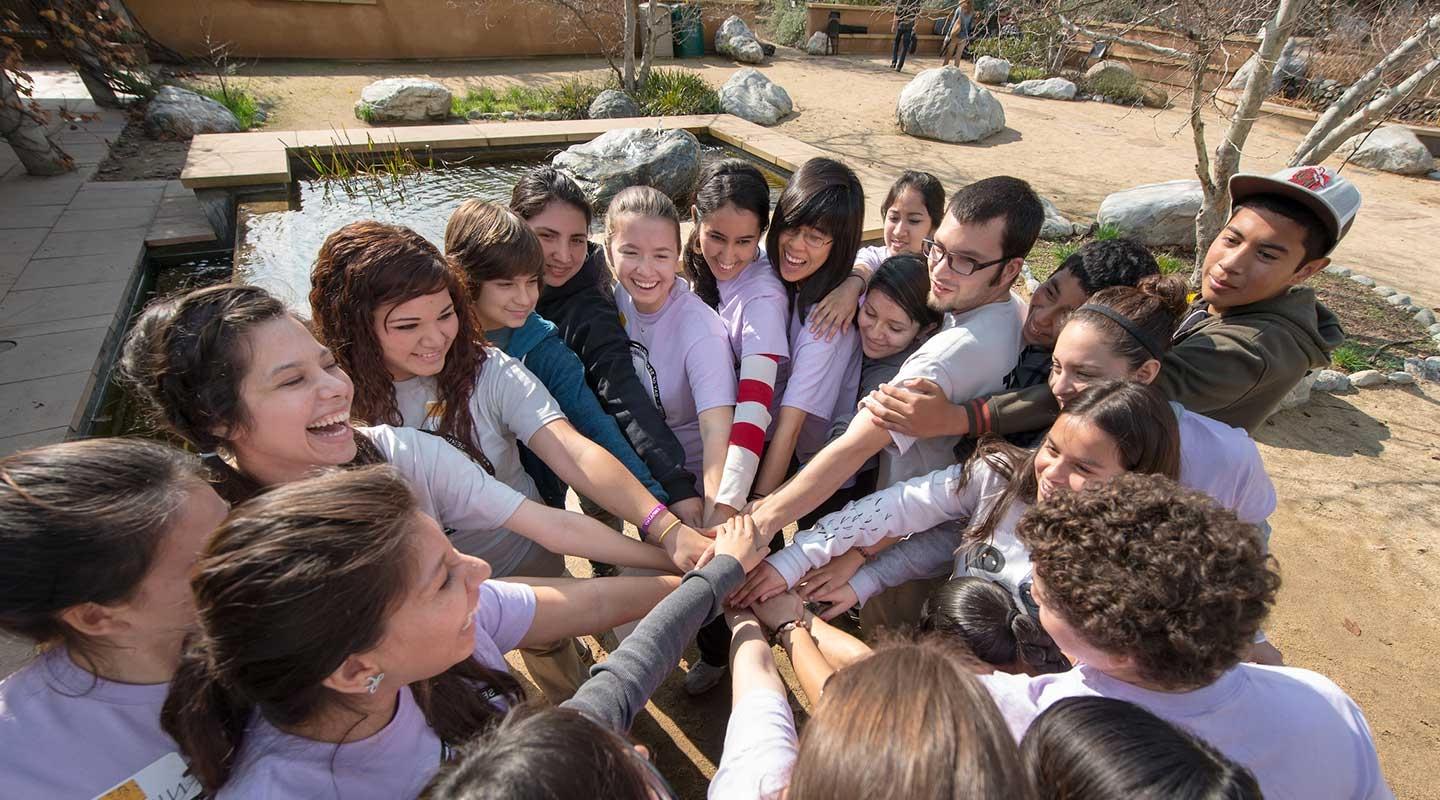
[536, 242, 701, 504]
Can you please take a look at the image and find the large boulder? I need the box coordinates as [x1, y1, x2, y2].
[588, 89, 641, 119]
[897, 67, 1006, 144]
[805, 31, 830, 55]
[354, 78, 451, 123]
[719, 68, 793, 125]
[1096, 179, 1204, 248]
[144, 86, 240, 138]
[1226, 39, 1309, 92]
[1336, 124, 1435, 176]
[716, 15, 765, 64]
[974, 56, 1011, 85]
[1012, 77, 1078, 100]
[1039, 196, 1085, 240]
[552, 127, 702, 211]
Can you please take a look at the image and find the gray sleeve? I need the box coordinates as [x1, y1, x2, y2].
[849, 522, 963, 604]
[561, 556, 746, 732]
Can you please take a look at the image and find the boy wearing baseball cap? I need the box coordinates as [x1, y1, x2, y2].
[864, 165, 1357, 435]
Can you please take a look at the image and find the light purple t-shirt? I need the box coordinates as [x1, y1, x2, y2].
[616, 278, 737, 491]
[982, 664, 1393, 800]
[716, 254, 790, 363]
[1174, 404, 1276, 527]
[854, 244, 889, 273]
[773, 305, 863, 463]
[0, 648, 200, 800]
[217, 580, 537, 800]
[708, 689, 798, 800]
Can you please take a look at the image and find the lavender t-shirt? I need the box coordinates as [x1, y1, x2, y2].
[855, 244, 889, 273]
[982, 664, 1393, 800]
[716, 254, 790, 363]
[216, 579, 537, 800]
[616, 278, 737, 490]
[0, 648, 199, 800]
[772, 306, 863, 463]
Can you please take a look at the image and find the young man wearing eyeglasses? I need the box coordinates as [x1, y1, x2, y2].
[730, 177, 1043, 623]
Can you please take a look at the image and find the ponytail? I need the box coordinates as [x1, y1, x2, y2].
[922, 577, 1069, 675]
[162, 637, 254, 792]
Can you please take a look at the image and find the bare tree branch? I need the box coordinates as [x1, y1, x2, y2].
[1289, 11, 1440, 165]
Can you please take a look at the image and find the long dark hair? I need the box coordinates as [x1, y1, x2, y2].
[766, 157, 864, 321]
[161, 466, 523, 794]
[958, 380, 1181, 546]
[118, 283, 386, 505]
[867, 253, 941, 333]
[921, 577, 1068, 674]
[310, 221, 487, 455]
[0, 439, 203, 670]
[787, 638, 1036, 799]
[1021, 696, 1263, 799]
[426, 705, 668, 800]
[883, 169, 945, 228]
[684, 158, 772, 308]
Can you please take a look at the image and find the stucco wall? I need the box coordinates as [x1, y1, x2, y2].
[128, 0, 761, 60]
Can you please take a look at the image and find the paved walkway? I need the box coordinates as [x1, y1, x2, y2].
[0, 82, 214, 457]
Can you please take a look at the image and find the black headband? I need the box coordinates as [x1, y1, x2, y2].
[1076, 304, 1165, 361]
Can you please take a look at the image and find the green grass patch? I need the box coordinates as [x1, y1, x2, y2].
[1156, 253, 1189, 276]
[1081, 71, 1148, 104]
[1330, 343, 1371, 373]
[195, 85, 262, 130]
[1092, 223, 1123, 241]
[451, 70, 717, 120]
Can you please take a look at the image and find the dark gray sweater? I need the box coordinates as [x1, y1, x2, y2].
[562, 556, 746, 731]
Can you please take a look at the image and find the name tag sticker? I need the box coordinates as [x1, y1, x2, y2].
[93, 752, 200, 800]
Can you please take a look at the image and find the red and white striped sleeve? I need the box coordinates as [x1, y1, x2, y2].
[714, 353, 782, 511]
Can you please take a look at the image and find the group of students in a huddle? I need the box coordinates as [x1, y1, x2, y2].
[0, 154, 1392, 800]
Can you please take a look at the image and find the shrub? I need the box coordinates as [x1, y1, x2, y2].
[1008, 65, 1046, 82]
[634, 69, 720, 116]
[196, 85, 261, 130]
[1082, 71, 1148, 105]
[767, 0, 807, 46]
[549, 76, 608, 118]
[968, 32, 1052, 69]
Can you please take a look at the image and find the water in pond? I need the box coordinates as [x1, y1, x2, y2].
[237, 145, 788, 310]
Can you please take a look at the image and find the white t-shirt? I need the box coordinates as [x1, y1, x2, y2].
[882, 293, 1025, 487]
[392, 349, 565, 558]
[982, 664, 1393, 800]
[361, 425, 530, 573]
[219, 580, 537, 800]
[1175, 403, 1275, 527]
[708, 689, 798, 800]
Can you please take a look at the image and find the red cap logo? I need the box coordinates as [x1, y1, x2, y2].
[1289, 166, 1332, 191]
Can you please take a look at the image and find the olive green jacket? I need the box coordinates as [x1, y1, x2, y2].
[968, 286, 1344, 435]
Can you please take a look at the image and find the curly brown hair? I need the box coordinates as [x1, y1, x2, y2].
[309, 221, 486, 455]
[1017, 472, 1279, 690]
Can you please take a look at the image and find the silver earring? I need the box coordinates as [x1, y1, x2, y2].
[365, 672, 385, 694]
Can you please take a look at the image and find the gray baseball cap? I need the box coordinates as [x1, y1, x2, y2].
[1229, 165, 1362, 256]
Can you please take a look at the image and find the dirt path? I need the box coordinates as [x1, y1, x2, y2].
[229, 51, 1440, 311]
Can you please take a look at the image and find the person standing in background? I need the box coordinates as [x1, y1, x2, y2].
[890, 0, 922, 71]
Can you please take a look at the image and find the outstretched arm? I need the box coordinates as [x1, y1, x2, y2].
[503, 499, 677, 574]
[713, 353, 783, 520]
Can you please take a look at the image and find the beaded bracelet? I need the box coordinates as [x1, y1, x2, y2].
[640, 502, 668, 536]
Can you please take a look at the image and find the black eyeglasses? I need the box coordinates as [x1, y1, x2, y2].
[921, 238, 1010, 276]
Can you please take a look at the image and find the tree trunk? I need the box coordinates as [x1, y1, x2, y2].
[1191, 0, 1308, 266]
[623, 0, 637, 93]
[0, 71, 73, 176]
[639, 1, 655, 89]
[1298, 54, 1440, 166]
[1289, 12, 1440, 167]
